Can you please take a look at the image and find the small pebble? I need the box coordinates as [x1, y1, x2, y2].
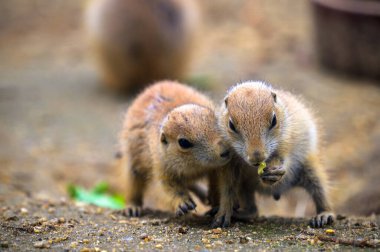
[240, 236, 249, 244]
[212, 228, 222, 234]
[214, 240, 223, 246]
[0, 241, 9, 248]
[155, 244, 163, 249]
[210, 234, 219, 239]
[70, 242, 78, 248]
[178, 226, 188, 234]
[33, 240, 50, 249]
[20, 208, 28, 215]
[50, 218, 59, 225]
[139, 233, 148, 240]
[201, 238, 211, 244]
[3, 210, 17, 221]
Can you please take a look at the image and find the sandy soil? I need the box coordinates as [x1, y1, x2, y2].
[1, 199, 379, 251]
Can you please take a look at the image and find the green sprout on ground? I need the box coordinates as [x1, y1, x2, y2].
[68, 182, 125, 210]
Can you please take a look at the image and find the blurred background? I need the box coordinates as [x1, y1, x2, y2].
[0, 0, 379, 218]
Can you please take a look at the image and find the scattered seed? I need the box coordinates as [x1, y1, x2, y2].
[325, 229, 335, 235]
[33, 227, 43, 233]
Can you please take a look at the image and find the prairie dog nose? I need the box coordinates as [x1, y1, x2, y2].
[215, 139, 230, 160]
[220, 150, 230, 158]
[248, 150, 265, 166]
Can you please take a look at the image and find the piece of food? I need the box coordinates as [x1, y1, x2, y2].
[258, 162, 266, 175]
[325, 229, 335, 235]
[68, 182, 125, 210]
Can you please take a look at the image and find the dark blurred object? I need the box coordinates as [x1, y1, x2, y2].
[85, 0, 199, 93]
[312, 0, 380, 80]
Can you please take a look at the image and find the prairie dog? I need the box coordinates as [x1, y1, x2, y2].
[85, 0, 199, 92]
[214, 81, 334, 228]
[120, 81, 231, 216]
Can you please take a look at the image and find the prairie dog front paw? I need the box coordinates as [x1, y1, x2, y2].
[173, 195, 196, 216]
[310, 212, 335, 228]
[125, 204, 142, 217]
[260, 164, 285, 185]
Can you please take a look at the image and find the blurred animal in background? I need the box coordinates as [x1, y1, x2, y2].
[85, 0, 199, 93]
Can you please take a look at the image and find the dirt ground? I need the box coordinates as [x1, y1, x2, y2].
[1, 201, 379, 251]
[0, 0, 380, 250]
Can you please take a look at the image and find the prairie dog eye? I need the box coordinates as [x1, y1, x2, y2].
[269, 113, 277, 130]
[229, 118, 238, 133]
[178, 138, 193, 149]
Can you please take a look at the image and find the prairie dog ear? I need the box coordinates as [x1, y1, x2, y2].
[160, 132, 168, 144]
[271, 92, 277, 103]
[224, 96, 229, 107]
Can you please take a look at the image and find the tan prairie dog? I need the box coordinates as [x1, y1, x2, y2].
[85, 0, 199, 93]
[120, 81, 231, 216]
[214, 81, 334, 228]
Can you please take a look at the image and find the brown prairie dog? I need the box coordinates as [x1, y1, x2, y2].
[214, 81, 333, 228]
[85, 0, 199, 93]
[120, 81, 231, 216]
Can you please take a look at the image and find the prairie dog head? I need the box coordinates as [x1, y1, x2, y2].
[220, 81, 284, 167]
[159, 104, 231, 175]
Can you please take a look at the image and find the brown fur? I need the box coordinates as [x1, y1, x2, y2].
[213, 81, 334, 228]
[85, 0, 199, 93]
[120, 81, 230, 216]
